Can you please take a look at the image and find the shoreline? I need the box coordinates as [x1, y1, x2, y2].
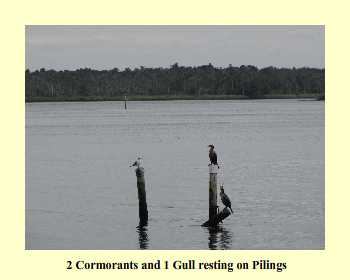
[26, 93, 323, 103]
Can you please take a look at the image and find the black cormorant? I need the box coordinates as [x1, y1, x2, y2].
[208, 144, 219, 166]
[220, 185, 233, 213]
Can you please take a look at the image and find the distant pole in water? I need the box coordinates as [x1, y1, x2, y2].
[131, 158, 148, 226]
[124, 95, 127, 110]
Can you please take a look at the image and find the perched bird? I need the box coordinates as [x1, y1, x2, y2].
[220, 185, 233, 213]
[130, 157, 142, 168]
[208, 144, 219, 167]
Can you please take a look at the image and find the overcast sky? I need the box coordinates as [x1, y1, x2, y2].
[26, 25, 324, 71]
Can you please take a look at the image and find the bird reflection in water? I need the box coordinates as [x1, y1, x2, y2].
[207, 226, 233, 250]
[137, 225, 149, 249]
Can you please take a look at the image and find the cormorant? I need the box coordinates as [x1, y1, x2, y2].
[220, 185, 233, 213]
[208, 144, 219, 167]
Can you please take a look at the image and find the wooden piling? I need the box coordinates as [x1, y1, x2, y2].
[202, 164, 232, 227]
[135, 167, 148, 226]
[209, 164, 218, 220]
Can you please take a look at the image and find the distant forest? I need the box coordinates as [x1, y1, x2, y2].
[25, 64, 325, 101]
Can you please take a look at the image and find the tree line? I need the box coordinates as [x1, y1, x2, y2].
[25, 64, 324, 101]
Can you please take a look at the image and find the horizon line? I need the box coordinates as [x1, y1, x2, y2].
[26, 64, 325, 72]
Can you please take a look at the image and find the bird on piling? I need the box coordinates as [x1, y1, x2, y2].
[208, 144, 219, 168]
[130, 157, 142, 168]
[220, 185, 233, 213]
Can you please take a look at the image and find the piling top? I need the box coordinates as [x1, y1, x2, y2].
[209, 164, 219, 174]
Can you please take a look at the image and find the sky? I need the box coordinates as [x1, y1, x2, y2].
[25, 25, 324, 71]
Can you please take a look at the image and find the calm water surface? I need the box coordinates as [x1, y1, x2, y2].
[26, 100, 324, 249]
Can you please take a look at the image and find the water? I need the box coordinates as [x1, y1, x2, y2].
[25, 99, 324, 249]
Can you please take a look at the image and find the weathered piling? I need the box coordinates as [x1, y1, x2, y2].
[124, 95, 127, 110]
[135, 167, 148, 226]
[202, 164, 231, 227]
[209, 164, 218, 220]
